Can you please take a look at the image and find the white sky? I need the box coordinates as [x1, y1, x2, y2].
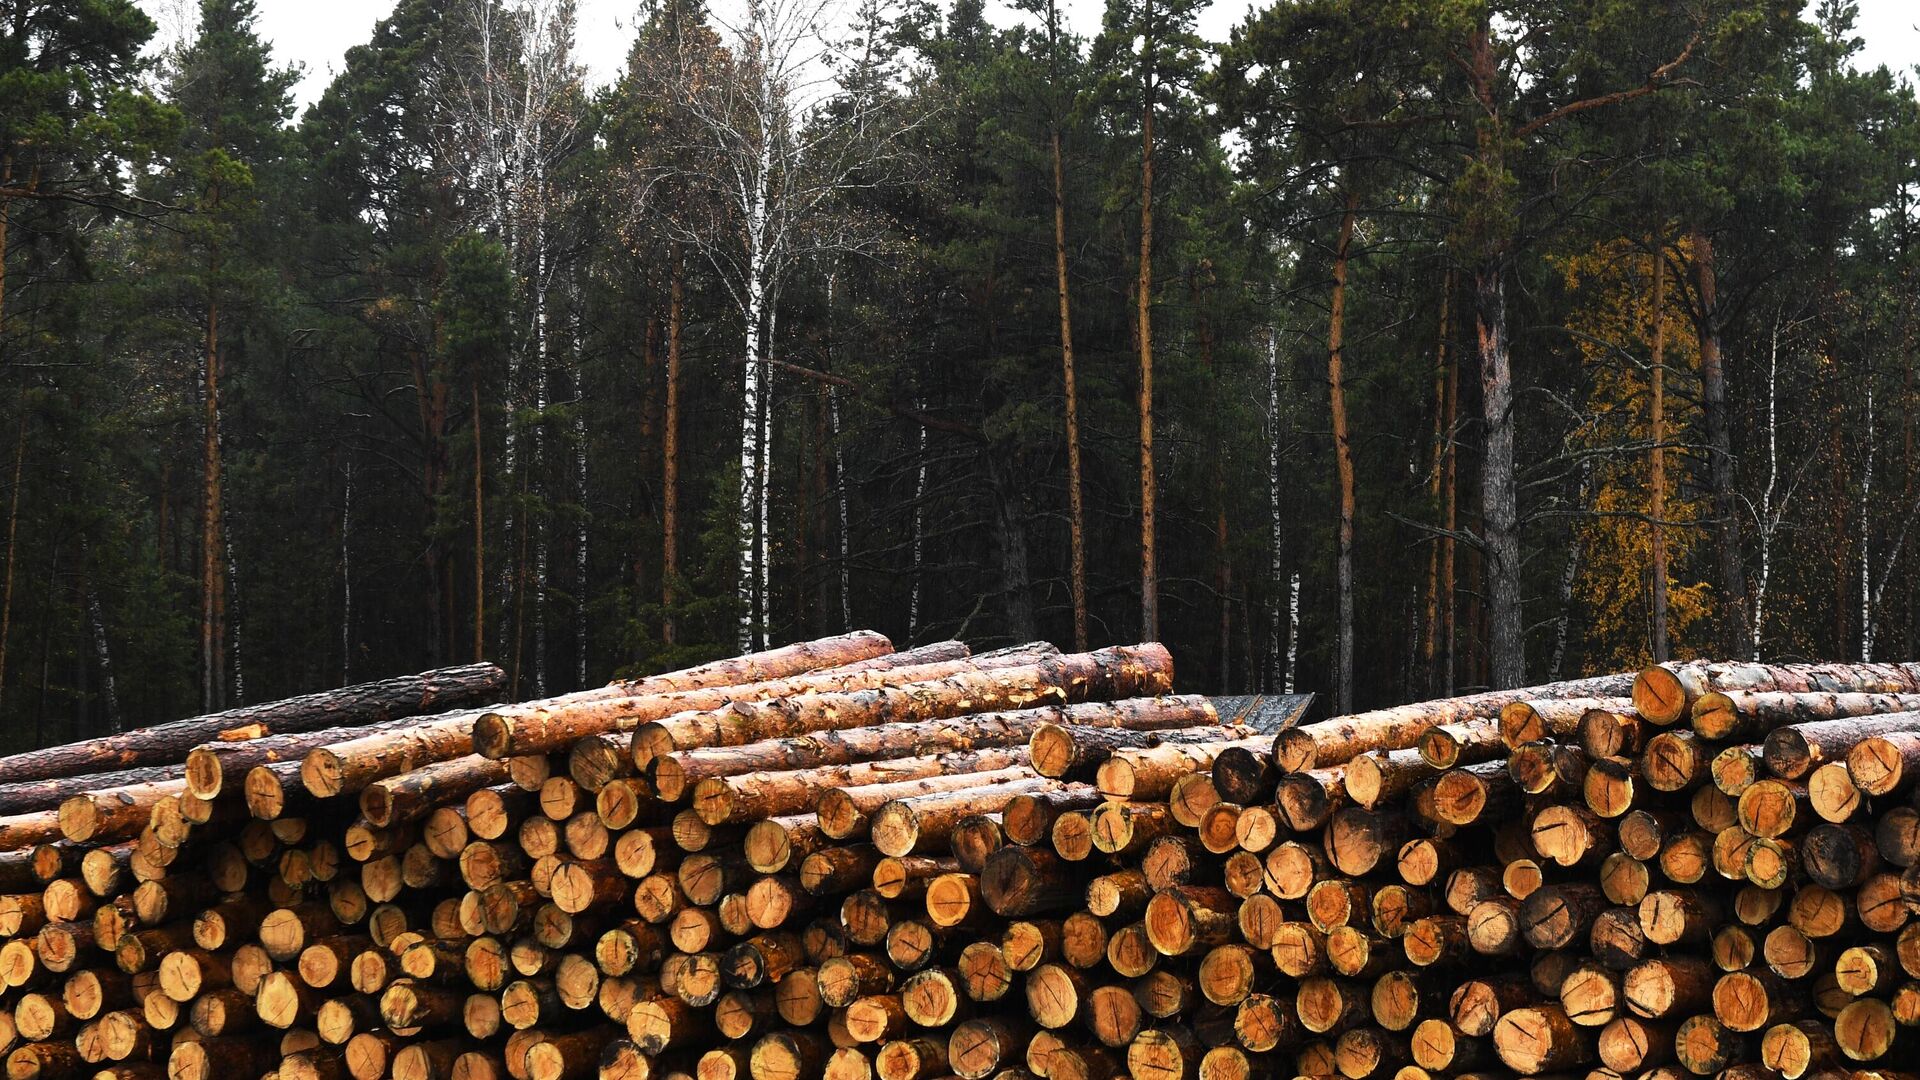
[139, 0, 1920, 112]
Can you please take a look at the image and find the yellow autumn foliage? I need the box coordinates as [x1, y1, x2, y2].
[1557, 237, 1714, 671]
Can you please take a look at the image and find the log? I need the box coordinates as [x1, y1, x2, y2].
[869, 779, 1075, 857]
[1764, 711, 1920, 779]
[476, 642, 1005, 759]
[1497, 698, 1632, 749]
[1691, 690, 1920, 741]
[632, 646, 1171, 767]
[1027, 702, 1224, 780]
[1848, 731, 1920, 795]
[1492, 1005, 1590, 1073]
[651, 697, 1191, 802]
[694, 749, 1031, 825]
[0, 665, 504, 784]
[1273, 673, 1635, 772]
[0, 766, 186, 817]
[1096, 740, 1266, 802]
[307, 637, 894, 798]
[1636, 660, 1920, 726]
[360, 756, 511, 828]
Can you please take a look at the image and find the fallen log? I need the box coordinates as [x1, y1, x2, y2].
[0, 664, 505, 784]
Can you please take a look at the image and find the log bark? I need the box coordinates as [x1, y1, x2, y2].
[650, 696, 1197, 802]
[0, 665, 504, 784]
[1764, 711, 1920, 779]
[1272, 672, 1635, 772]
[632, 645, 1173, 767]
[476, 642, 1032, 759]
[1691, 690, 1920, 741]
[1636, 661, 1920, 727]
[817, 770, 1035, 842]
[694, 748, 1032, 825]
[870, 779, 1076, 857]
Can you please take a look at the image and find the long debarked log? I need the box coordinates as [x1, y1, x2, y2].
[1635, 660, 1920, 726]
[0, 664, 505, 784]
[691, 747, 1035, 825]
[475, 643, 1057, 760]
[303, 634, 901, 798]
[816, 767, 1041, 840]
[1271, 672, 1635, 772]
[631, 645, 1174, 767]
[647, 696, 1203, 804]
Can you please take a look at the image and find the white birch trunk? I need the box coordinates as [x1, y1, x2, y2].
[573, 290, 588, 691]
[910, 397, 927, 639]
[1753, 315, 1782, 660]
[81, 539, 118, 731]
[1285, 570, 1300, 696]
[226, 527, 243, 705]
[736, 145, 773, 652]
[831, 384, 849, 631]
[1267, 326, 1286, 693]
[759, 297, 776, 645]
[1862, 377, 1875, 660]
[532, 191, 550, 698]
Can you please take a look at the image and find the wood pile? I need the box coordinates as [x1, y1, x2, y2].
[8, 645, 1920, 1080]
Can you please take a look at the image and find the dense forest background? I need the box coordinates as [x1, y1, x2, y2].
[0, 0, 1914, 746]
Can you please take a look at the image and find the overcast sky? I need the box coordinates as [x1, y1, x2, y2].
[138, 0, 1920, 112]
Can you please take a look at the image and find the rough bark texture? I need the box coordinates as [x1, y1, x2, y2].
[0, 664, 504, 784]
[1691, 690, 1920, 741]
[1329, 190, 1358, 714]
[1273, 671, 1635, 771]
[478, 642, 1039, 759]
[649, 695, 1203, 802]
[1636, 660, 1920, 725]
[1692, 226, 1750, 660]
[631, 645, 1173, 766]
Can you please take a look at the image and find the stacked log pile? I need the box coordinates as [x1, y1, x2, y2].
[10, 645, 1920, 1080]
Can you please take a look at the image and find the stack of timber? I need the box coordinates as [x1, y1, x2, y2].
[13, 646, 1920, 1080]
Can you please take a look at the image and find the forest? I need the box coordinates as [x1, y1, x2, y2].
[0, 0, 1913, 746]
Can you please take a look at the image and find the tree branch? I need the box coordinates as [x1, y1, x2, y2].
[1513, 31, 1701, 139]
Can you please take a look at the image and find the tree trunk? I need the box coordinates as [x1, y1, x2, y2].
[739, 261, 768, 653]
[1329, 190, 1358, 714]
[1137, 55, 1158, 643]
[0, 412, 25, 716]
[203, 287, 226, 712]
[664, 252, 683, 646]
[472, 382, 485, 663]
[1691, 226, 1749, 659]
[1442, 288, 1458, 696]
[1267, 328, 1287, 693]
[532, 215, 551, 697]
[1423, 276, 1452, 696]
[1052, 121, 1088, 652]
[1474, 259, 1523, 687]
[79, 539, 118, 731]
[986, 452, 1037, 642]
[571, 286, 588, 689]
[1650, 244, 1669, 663]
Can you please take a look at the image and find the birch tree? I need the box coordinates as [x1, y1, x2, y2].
[635, 0, 912, 651]
[433, 0, 585, 686]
